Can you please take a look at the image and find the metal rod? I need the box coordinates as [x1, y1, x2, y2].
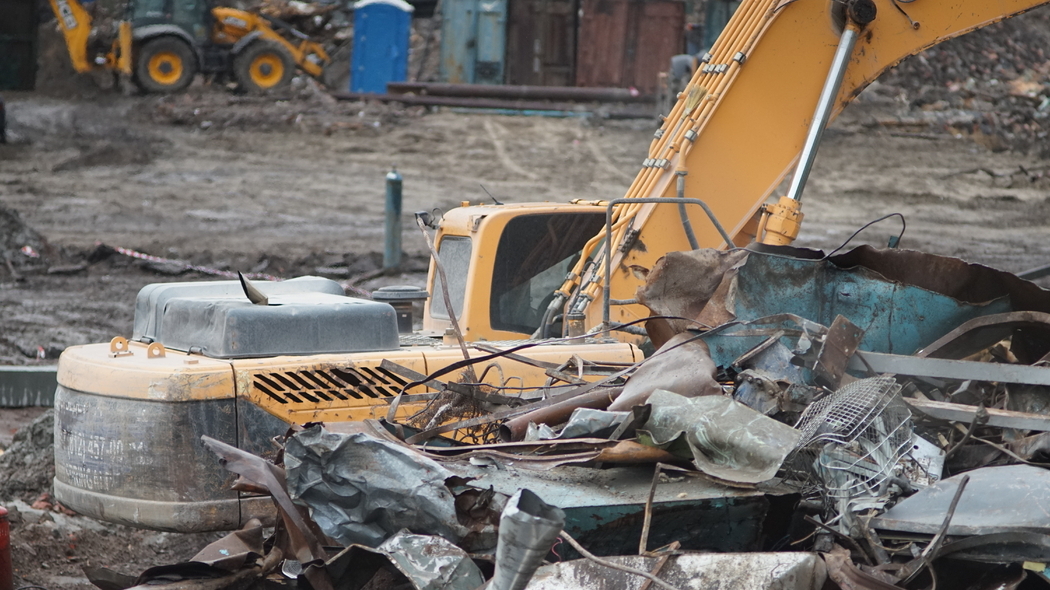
[384, 167, 403, 270]
[784, 23, 860, 202]
[332, 92, 654, 118]
[386, 82, 654, 103]
[603, 197, 732, 330]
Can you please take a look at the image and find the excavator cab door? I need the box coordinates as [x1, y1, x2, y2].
[127, 0, 209, 42]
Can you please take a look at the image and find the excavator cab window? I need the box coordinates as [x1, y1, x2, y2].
[490, 213, 606, 335]
[430, 236, 473, 321]
[130, 0, 167, 20]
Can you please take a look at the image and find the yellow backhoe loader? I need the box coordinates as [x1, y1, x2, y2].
[52, 0, 1050, 532]
[48, 0, 331, 92]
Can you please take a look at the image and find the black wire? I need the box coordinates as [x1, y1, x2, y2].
[395, 314, 709, 396]
[819, 212, 906, 260]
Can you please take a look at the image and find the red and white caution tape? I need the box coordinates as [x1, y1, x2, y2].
[111, 246, 281, 281]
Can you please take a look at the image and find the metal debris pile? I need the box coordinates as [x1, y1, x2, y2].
[92, 244, 1050, 590]
[875, 6, 1050, 157]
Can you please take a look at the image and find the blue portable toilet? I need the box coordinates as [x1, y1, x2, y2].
[351, 0, 414, 94]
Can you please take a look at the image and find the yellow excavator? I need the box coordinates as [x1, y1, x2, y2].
[53, 0, 1050, 532]
[48, 0, 330, 92]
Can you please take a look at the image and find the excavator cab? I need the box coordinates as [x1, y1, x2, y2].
[126, 0, 211, 42]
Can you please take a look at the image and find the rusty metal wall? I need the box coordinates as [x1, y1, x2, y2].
[506, 0, 578, 86]
[575, 0, 684, 95]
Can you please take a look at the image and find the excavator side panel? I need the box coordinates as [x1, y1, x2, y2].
[210, 7, 328, 77]
[54, 339, 638, 532]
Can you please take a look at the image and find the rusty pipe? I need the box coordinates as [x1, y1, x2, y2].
[499, 386, 623, 442]
[386, 82, 654, 103]
[331, 92, 654, 118]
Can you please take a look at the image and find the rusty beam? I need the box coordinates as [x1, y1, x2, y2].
[331, 92, 654, 118]
[386, 82, 654, 103]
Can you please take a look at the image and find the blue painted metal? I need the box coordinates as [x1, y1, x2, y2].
[384, 167, 403, 269]
[351, 0, 413, 94]
[701, 252, 1012, 368]
[440, 0, 507, 84]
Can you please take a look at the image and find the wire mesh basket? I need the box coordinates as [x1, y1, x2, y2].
[787, 376, 913, 508]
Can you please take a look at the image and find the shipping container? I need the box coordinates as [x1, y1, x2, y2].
[0, 0, 39, 90]
[505, 0, 577, 86]
[576, 0, 684, 96]
[440, 0, 507, 84]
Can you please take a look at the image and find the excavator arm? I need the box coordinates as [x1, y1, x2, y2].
[47, 0, 133, 75]
[565, 0, 1050, 336]
[47, 0, 96, 72]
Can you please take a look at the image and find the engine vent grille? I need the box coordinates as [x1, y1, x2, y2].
[252, 365, 411, 405]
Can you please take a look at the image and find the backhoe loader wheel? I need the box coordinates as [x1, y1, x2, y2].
[233, 42, 295, 93]
[134, 37, 197, 94]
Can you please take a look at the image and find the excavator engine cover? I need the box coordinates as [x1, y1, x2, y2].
[132, 276, 400, 358]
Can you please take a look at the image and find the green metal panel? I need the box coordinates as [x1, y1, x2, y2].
[0, 0, 39, 90]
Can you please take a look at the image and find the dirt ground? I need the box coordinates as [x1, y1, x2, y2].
[2, 6, 1050, 588]
[2, 86, 1049, 366]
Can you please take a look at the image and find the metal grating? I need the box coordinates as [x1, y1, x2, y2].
[788, 376, 913, 512]
[252, 365, 412, 405]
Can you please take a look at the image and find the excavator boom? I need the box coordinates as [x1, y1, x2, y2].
[564, 0, 1050, 335]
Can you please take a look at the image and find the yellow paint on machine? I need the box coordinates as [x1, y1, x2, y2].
[234, 342, 638, 424]
[58, 339, 638, 424]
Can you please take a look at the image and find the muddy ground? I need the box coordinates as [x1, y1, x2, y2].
[2, 7, 1050, 588]
[2, 85, 1049, 366]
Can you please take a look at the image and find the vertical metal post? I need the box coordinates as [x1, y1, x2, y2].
[0, 506, 10, 590]
[384, 167, 403, 270]
[784, 23, 861, 203]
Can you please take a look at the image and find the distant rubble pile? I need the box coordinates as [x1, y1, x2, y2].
[880, 6, 1050, 156]
[0, 409, 55, 503]
[0, 202, 53, 279]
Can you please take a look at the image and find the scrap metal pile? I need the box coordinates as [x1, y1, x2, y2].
[88, 244, 1050, 590]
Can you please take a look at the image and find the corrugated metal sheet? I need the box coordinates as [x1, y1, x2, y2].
[0, 0, 38, 90]
[440, 0, 507, 84]
[506, 0, 577, 86]
[576, 0, 684, 95]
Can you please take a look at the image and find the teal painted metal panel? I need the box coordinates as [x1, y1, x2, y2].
[440, 0, 506, 84]
[699, 250, 1016, 370]
[473, 0, 506, 84]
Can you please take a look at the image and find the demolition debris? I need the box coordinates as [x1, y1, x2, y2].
[27, 242, 1050, 590]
